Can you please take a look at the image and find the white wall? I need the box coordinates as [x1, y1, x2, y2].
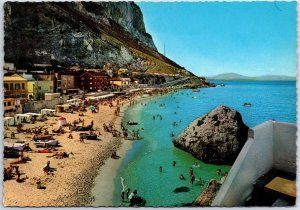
[212, 121, 297, 206]
[212, 121, 274, 206]
[273, 122, 297, 173]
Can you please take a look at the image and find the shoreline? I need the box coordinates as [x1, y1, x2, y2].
[3, 87, 176, 207]
[90, 100, 134, 206]
[90, 94, 160, 206]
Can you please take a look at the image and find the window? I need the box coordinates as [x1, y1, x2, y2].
[90, 82, 92, 84]
[21, 93, 26, 98]
[38, 86, 42, 90]
[90, 77, 92, 80]
[4, 102, 6, 106]
[4, 84, 8, 90]
[81, 77, 85, 80]
[8, 102, 11, 106]
[10, 83, 13, 90]
[15, 83, 20, 90]
[22, 83, 25, 89]
[90, 87, 92, 90]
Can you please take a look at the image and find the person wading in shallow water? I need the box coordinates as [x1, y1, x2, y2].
[190, 167, 194, 176]
[160, 166, 163, 173]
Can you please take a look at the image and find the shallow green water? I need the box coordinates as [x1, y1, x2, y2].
[111, 80, 296, 206]
[112, 94, 230, 206]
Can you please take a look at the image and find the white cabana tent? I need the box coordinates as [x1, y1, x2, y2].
[86, 96, 97, 101]
[57, 117, 67, 127]
[4, 142, 26, 151]
[41, 109, 56, 116]
[94, 93, 115, 100]
[128, 88, 141, 93]
[67, 99, 82, 106]
[25, 112, 42, 117]
[15, 114, 31, 124]
[4, 117, 15, 126]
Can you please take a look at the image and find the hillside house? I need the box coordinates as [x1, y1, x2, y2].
[118, 68, 129, 75]
[54, 70, 82, 94]
[110, 77, 131, 88]
[4, 74, 28, 99]
[22, 74, 37, 100]
[80, 71, 110, 92]
[34, 74, 54, 100]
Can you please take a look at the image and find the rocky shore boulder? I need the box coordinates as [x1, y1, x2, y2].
[193, 180, 221, 206]
[173, 105, 249, 164]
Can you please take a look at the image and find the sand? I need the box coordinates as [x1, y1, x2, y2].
[3, 98, 129, 207]
[3, 89, 172, 207]
[3, 87, 177, 207]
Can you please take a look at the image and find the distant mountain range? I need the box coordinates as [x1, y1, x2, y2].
[207, 73, 296, 81]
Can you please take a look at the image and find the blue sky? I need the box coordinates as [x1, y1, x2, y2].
[137, 2, 297, 77]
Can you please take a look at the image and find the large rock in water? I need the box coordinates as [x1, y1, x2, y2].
[173, 105, 249, 164]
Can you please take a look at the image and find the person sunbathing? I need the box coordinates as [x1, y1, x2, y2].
[10, 156, 31, 165]
[16, 174, 26, 183]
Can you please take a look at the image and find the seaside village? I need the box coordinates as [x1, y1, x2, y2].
[3, 62, 297, 207]
[3, 62, 178, 206]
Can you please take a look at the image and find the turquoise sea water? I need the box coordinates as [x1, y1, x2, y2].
[112, 80, 296, 206]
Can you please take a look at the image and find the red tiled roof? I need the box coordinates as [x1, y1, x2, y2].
[81, 71, 109, 77]
[109, 77, 122, 81]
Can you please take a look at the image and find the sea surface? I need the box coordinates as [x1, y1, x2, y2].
[111, 80, 296, 206]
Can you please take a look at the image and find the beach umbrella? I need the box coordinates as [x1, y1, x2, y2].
[89, 105, 95, 111]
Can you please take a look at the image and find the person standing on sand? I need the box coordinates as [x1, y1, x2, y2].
[80, 136, 85, 143]
[43, 161, 51, 174]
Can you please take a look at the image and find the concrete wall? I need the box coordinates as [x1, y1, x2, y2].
[212, 121, 274, 206]
[273, 122, 297, 173]
[212, 121, 297, 206]
[22, 95, 68, 113]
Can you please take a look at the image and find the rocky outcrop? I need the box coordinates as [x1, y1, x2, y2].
[4, 2, 188, 76]
[173, 105, 249, 164]
[193, 180, 221, 206]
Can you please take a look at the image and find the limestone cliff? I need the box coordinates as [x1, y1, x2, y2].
[173, 105, 249, 164]
[4, 2, 190, 75]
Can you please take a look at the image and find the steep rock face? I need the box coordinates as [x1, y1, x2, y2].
[3, 2, 169, 71]
[173, 105, 249, 164]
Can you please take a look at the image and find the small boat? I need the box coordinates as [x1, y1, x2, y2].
[220, 83, 225, 87]
[170, 132, 175, 137]
[244, 102, 252, 107]
[192, 96, 198, 99]
[192, 89, 200, 92]
[127, 121, 138, 125]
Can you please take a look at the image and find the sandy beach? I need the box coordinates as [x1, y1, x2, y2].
[3, 89, 172, 207]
